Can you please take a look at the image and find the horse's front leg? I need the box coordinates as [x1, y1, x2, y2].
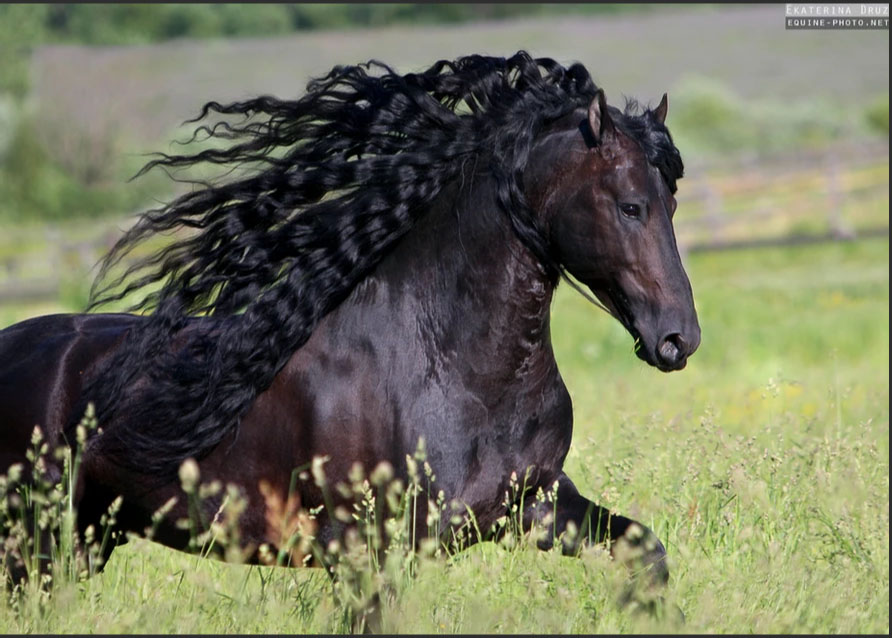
[523, 473, 669, 587]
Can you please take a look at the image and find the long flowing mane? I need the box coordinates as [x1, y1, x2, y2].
[78, 51, 682, 475]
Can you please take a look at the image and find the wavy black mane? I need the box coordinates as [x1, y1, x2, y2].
[78, 51, 683, 475]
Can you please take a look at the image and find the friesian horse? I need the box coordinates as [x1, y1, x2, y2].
[0, 52, 699, 603]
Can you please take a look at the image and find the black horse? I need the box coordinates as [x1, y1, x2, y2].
[0, 52, 698, 600]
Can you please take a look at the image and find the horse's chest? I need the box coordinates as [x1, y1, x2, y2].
[288, 297, 574, 493]
[412, 368, 574, 497]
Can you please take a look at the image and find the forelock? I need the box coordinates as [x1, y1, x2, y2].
[613, 98, 684, 193]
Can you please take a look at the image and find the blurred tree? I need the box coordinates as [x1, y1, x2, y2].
[4, 3, 674, 50]
[0, 4, 49, 97]
[864, 95, 889, 135]
[216, 4, 293, 37]
[47, 4, 161, 44]
[57, 4, 671, 42]
[155, 5, 225, 40]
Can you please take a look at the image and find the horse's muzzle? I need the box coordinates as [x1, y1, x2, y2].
[657, 332, 687, 369]
[650, 329, 699, 372]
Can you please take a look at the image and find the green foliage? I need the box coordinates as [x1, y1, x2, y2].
[284, 2, 667, 31]
[1, 3, 670, 47]
[42, 4, 296, 44]
[0, 96, 19, 162]
[864, 94, 889, 134]
[667, 75, 857, 159]
[0, 112, 169, 222]
[0, 5, 49, 97]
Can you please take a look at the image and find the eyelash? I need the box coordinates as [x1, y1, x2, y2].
[619, 203, 641, 219]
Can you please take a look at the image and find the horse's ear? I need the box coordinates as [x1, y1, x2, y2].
[653, 92, 668, 125]
[587, 89, 614, 143]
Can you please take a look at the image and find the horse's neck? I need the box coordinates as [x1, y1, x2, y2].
[371, 173, 557, 376]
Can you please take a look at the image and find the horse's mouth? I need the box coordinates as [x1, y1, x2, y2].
[606, 288, 681, 372]
[605, 288, 648, 363]
[628, 324, 670, 370]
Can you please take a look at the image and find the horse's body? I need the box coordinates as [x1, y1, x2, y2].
[0, 53, 699, 593]
[2, 174, 571, 554]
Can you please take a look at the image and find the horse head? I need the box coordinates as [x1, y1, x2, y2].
[528, 90, 700, 371]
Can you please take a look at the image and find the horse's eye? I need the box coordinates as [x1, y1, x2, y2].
[619, 203, 641, 219]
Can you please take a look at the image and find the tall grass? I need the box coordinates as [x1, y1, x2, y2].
[2, 421, 630, 633]
[0, 237, 888, 633]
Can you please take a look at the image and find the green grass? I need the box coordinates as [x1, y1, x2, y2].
[673, 155, 890, 246]
[0, 236, 888, 633]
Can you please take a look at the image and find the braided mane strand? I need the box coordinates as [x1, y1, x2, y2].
[78, 51, 681, 475]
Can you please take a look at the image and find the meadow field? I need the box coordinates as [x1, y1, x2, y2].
[0, 4, 888, 635]
[0, 232, 887, 634]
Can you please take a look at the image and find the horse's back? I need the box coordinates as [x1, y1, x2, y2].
[0, 313, 140, 470]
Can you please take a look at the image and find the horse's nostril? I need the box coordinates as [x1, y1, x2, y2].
[657, 333, 686, 366]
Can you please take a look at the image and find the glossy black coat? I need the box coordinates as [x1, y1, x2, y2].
[0, 95, 699, 587]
